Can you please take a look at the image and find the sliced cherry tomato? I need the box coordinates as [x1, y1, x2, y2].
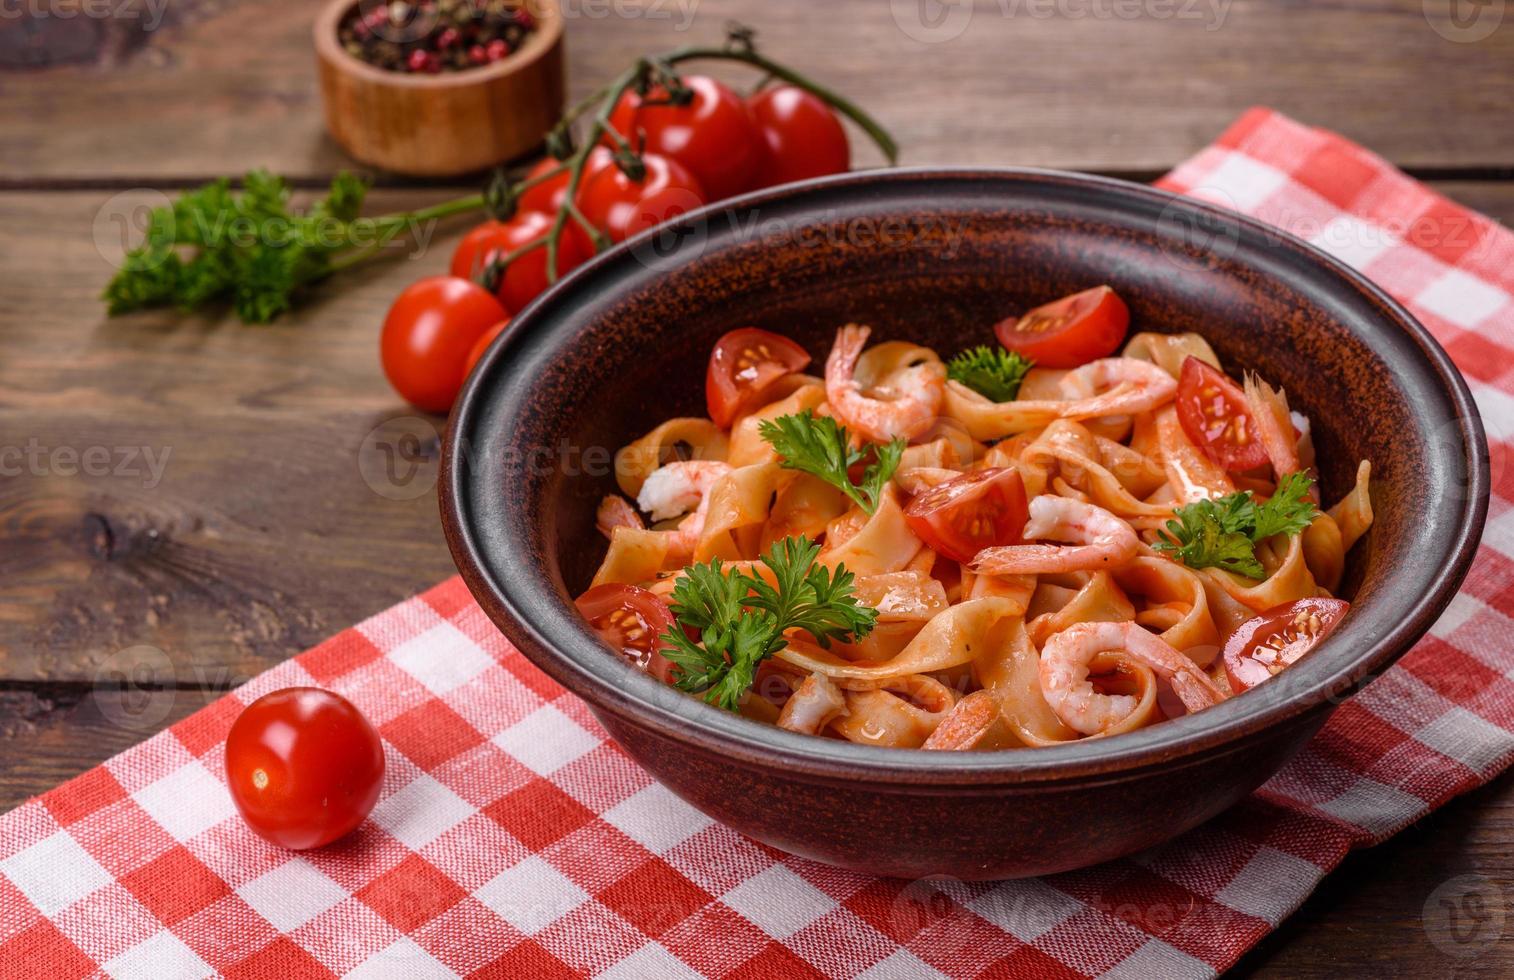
[577, 152, 707, 243]
[225, 688, 385, 850]
[381, 276, 508, 413]
[994, 285, 1130, 369]
[449, 210, 587, 314]
[575, 583, 677, 683]
[517, 148, 612, 255]
[1223, 597, 1350, 691]
[705, 327, 812, 427]
[903, 467, 1029, 563]
[606, 75, 763, 201]
[463, 318, 511, 379]
[746, 85, 850, 189]
[1175, 356, 1269, 472]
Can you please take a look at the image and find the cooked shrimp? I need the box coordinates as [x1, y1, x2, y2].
[636, 460, 732, 559]
[971, 496, 1139, 574]
[1040, 621, 1228, 735]
[595, 495, 644, 540]
[825, 324, 945, 443]
[1057, 358, 1179, 418]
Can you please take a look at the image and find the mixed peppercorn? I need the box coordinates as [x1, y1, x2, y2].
[339, 0, 536, 74]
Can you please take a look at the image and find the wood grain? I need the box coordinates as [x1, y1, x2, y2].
[2, 0, 1512, 181]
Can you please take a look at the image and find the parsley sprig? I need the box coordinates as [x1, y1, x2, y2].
[1152, 472, 1319, 579]
[757, 410, 904, 515]
[659, 536, 877, 710]
[946, 346, 1034, 402]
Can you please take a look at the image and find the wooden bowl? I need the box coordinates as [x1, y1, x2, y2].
[313, 0, 564, 177]
[440, 168, 1489, 879]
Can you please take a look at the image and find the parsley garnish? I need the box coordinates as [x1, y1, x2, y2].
[946, 346, 1034, 402]
[1153, 472, 1319, 580]
[757, 411, 904, 515]
[659, 536, 877, 711]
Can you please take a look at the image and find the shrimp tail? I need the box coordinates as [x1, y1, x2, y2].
[1243, 373, 1310, 496]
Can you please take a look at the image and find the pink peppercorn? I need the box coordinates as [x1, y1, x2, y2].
[406, 48, 432, 72]
[486, 39, 509, 61]
[467, 44, 488, 65]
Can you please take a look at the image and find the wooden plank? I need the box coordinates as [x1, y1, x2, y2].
[2, 0, 1512, 181]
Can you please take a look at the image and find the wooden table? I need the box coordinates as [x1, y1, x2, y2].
[2, 0, 1511, 973]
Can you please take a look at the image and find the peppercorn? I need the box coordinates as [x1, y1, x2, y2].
[336, 0, 535, 74]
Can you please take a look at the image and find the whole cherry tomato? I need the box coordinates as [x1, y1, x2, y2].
[575, 583, 677, 683]
[904, 467, 1029, 563]
[1175, 356, 1269, 472]
[381, 276, 507, 413]
[1223, 598, 1350, 691]
[994, 285, 1130, 369]
[746, 85, 850, 188]
[577, 153, 707, 243]
[449, 210, 588, 314]
[463, 318, 511, 379]
[517, 148, 613, 255]
[705, 327, 812, 427]
[225, 688, 385, 850]
[605, 75, 763, 201]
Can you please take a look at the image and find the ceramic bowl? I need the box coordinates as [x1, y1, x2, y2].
[440, 168, 1488, 879]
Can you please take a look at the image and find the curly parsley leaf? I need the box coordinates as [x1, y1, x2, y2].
[1153, 472, 1320, 580]
[658, 536, 878, 711]
[946, 346, 1034, 402]
[756, 410, 904, 515]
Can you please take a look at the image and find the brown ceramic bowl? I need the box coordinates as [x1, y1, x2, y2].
[440, 169, 1488, 879]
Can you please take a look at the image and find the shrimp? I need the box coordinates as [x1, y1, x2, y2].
[971, 496, 1139, 574]
[595, 495, 644, 540]
[1057, 358, 1179, 418]
[635, 460, 732, 560]
[1039, 621, 1228, 735]
[1243, 373, 1319, 503]
[825, 324, 945, 443]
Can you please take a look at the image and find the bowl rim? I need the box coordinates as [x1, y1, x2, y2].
[441, 166, 1490, 786]
[312, 0, 562, 89]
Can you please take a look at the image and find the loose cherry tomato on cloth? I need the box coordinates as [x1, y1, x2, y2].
[449, 211, 588, 314]
[577, 153, 707, 243]
[605, 75, 763, 201]
[746, 85, 850, 188]
[993, 285, 1130, 369]
[463, 318, 511, 379]
[225, 688, 385, 850]
[903, 467, 1029, 563]
[381, 276, 507, 413]
[1223, 597, 1350, 691]
[705, 327, 812, 427]
[576, 583, 677, 683]
[1175, 356, 1269, 472]
[517, 148, 613, 255]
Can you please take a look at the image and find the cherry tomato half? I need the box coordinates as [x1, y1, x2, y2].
[903, 467, 1029, 563]
[577, 152, 707, 243]
[517, 148, 613, 255]
[381, 276, 508, 413]
[449, 211, 587, 315]
[576, 583, 676, 683]
[994, 285, 1130, 369]
[746, 85, 850, 189]
[1175, 356, 1269, 472]
[705, 327, 812, 427]
[606, 75, 763, 201]
[463, 318, 511, 379]
[1223, 597, 1350, 691]
[225, 688, 385, 851]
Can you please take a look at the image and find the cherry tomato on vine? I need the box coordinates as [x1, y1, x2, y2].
[517, 148, 613, 255]
[576, 583, 677, 683]
[1223, 598, 1350, 691]
[746, 85, 850, 188]
[577, 153, 707, 243]
[449, 211, 587, 314]
[463, 318, 511, 379]
[225, 688, 385, 850]
[605, 75, 763, 201]
[993, 285, 1130, 369]
[1175, 356, 1269, 472]
[903, 467, 1029, 563]
[381, 276, 507, 413]
[705, 327, 812, 427]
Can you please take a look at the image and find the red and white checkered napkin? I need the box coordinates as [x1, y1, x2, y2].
[5, 110, 1514, 980]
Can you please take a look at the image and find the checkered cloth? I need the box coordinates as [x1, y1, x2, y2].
[4, 109, 1513, 980]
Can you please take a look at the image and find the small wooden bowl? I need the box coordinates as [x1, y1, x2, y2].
[314, 0, 564, 177]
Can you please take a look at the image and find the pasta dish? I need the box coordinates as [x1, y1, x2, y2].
[574, 285, 1373, 749]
